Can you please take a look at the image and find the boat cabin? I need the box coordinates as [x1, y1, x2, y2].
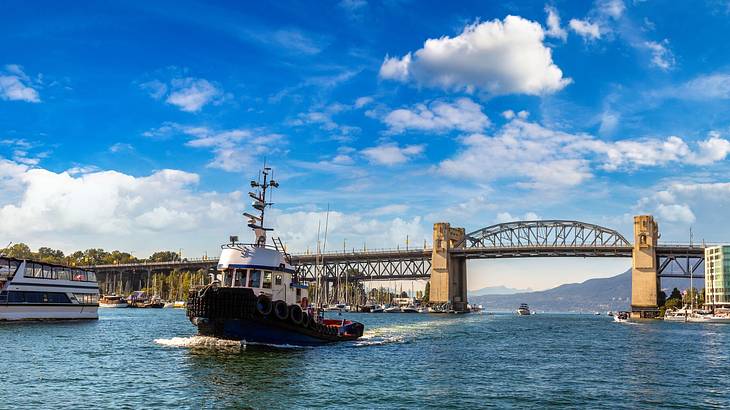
[216, 245, 308, 307]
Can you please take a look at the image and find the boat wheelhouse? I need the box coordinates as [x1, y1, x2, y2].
[0, 257, 99, 321]
[186, 166, 364, 345]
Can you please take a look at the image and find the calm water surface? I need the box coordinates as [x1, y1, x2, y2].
[1, 309, 730, 408]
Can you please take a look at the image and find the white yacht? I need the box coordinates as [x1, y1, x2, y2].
[517, 303, 530, 315]
[0, 257, 99, 321]
[664, 308, 689, 322]
[99, 295, 128, 308]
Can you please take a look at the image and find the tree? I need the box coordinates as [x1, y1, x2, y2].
[149, 251, 180, 262]
[664, 298, 682, 311]
[4, 243, 32, 259]
[669, 287, 682, 301]
[423, 281, 430, 303]
[658, 290, 667, 307]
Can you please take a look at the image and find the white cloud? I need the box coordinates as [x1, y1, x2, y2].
[642, 40, 674, 70]
[569, 19, 601, 40]
[545, 6, 567, 41]
[272, 210, 428, 252]
[290, 103, 360, 140]
[383, 98, 490, 134]
[140, 77, 225, 112]
[658, 73, 730, 100]
[496, 211, 541, 223]
[438, 118, 730, 189]
[183, 126, 285, 172]
[0, 163, 223, 236]
[362, 143, 424, 165]
[379, 16, 571, 95]
[0, 65, 40, 103]
[656, 203, 695, 224]
[598, 111, 619, 135]
[598, 0, 625, 19]
[354, 96, 374, 109]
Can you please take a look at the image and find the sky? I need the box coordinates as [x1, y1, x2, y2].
[2, 0, 730, 291]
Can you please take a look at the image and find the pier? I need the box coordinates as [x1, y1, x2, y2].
[88, 215, 707, 317]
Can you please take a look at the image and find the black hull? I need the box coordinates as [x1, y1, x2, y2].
[186, 286, 364, 346]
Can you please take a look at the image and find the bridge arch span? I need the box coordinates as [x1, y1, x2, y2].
[458, 220, 631, 249]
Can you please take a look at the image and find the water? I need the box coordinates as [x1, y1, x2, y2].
[2, 310, 730, 408]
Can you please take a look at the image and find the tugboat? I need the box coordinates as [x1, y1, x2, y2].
[186, 166, 365, 346]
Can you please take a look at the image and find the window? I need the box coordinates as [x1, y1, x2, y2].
[232, 269, 242, 287]
[262, 271, 272, 289]
[7, 291, 72, 304]
[72, 270, 87, 281]
[42, 265, 54, 279]
[73, 293, 98, 304]
[87, 271, 97, 282]
[0, 259, 20, 279]
[275, 275, 282, 286]
[248, 270, 261, 288]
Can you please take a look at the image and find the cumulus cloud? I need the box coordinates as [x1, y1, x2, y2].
[140, 77, 225, 112]
[0, 163, 229, 236]
[569, 19, 601, 40]
[496, 211, 541, 223]
[379, 16, 571, 95]
[0, 65, 40, 103]
[438, 118, 730, 189]
[383, 98, 490, 134]
[545, 6, 567, 41]
[362, 143, 424, 165]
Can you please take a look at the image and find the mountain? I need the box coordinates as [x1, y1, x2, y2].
[468, 285, 533, 296]
[470, 270, 702, 313]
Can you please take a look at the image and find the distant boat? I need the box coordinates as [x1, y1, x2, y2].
[172, 301, 186, 309]
[594, 312, 601, 315]
[517, 303, 530, 316]
[401, 305, 418, 313]
[99, 295, 128, 308]
[384, 305, 401, 313]
[614, 311, 629, 322]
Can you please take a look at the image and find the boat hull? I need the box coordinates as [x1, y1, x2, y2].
[187, 287, 364, 346]
[99, 303, 128, 308]
[0, 305, 98, 321]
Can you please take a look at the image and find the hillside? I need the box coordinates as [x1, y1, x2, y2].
[470, 270, 701, 313]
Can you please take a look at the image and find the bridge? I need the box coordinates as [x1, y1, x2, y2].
[91, 216, 708, 318]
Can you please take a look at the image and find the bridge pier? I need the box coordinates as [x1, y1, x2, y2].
[430, 223, 469, 312]
[631, 215, 660, 319]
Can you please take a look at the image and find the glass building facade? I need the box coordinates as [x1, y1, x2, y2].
[705, 246, 730, 306]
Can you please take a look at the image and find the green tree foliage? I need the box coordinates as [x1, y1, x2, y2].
[149, 251, 180, 262]
[4, 243, 33, 259]
[669, 288, 682, 300]
[658, 290, 667, 307]
[423, 281, 430, 303]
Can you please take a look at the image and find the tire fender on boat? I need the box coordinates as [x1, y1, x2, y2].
[273, 300, 289, 320]
[289, 304, 304, 325]
[256, 295, 272, 316]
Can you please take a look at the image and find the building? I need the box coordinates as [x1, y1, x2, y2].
[705, 246, 730, 307]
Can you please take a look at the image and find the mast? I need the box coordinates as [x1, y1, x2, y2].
[246, 166, 279, 247]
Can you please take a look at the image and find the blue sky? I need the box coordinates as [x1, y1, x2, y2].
[2, 0, 730, 290]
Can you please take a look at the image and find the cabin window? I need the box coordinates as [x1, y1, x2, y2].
[248, 270, 262, 288]
[87, 271, 97, 282]
[72, 270, 87, 281]
[224, 271, 233, 287]
[262, 271, 272, 289]
[275, 274, 282, 286]
[296, 288, 301, 302]
[7, 291, 71, 304]
[232, 269, 241, 287]
[0, 259, 20, 279]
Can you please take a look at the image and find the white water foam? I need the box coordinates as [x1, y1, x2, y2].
[154, 336, 309, 350]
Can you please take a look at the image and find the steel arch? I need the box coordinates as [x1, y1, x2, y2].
[458, 220, 631, 249]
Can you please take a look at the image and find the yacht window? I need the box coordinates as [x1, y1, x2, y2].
[224, 271, 233, 287]
[0, 259, 18, 279]
[275, 274, 282, 286]
[42, 265, 53, 279]
[87, 271, 97, 282]
[248, 270, 262, 288]
[232, 269, 241, 287]
[72, 270, 87, 281]
[262, 271, 272, 289]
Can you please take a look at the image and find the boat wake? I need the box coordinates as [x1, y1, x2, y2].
[154, 336, 243, 349]
[154, 336, 309, 350]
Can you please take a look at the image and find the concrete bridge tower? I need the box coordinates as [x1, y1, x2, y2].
[631, 215, 660, 319]
[430, 223, 468, 311]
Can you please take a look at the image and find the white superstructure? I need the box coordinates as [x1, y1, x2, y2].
[211, 166, 308, 308]
[0, 258, 99, 321]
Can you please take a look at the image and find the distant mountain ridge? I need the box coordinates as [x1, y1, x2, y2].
[468, 285, 533, 296]
[470, 270, 701, 313]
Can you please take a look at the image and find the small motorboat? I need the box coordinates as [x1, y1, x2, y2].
[384, 305, 401, 313]
[614, 311, 630, 322]
[99, 295, 128, 308]
[401, 305, 419, 313]
[517, 303, 530, 316]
